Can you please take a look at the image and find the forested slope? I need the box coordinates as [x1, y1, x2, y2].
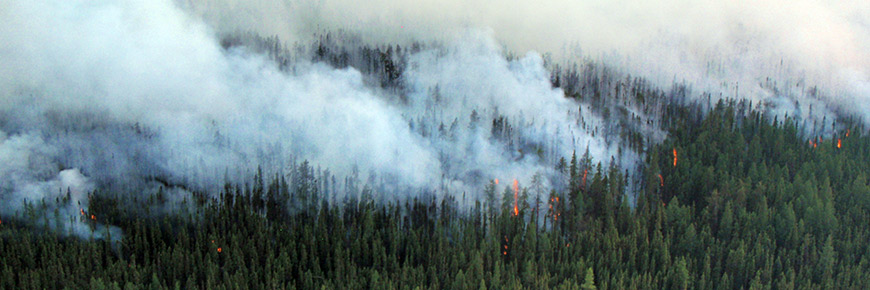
[2, 103, 868, 289]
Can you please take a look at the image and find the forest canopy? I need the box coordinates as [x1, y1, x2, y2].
[2, 100, 868, 290]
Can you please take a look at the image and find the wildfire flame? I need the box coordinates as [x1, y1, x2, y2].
[80, 208, 85, 216]
[513, 179, 519, 216]
[494, 178, 499, 185]
[847, 129, 851, 137]
[673, 148, 678, 167]
[838, 139, 842, 149]
[550, 197, 561, 221]
[549, 197, 557, 221]
[582, 169, 588, 189]
[658, 174, 664, 187]
[90, 215, 95, 221]
[217, 247, 222, 253]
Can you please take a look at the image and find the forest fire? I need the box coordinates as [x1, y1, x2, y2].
[847, 129, 851, 137]
[556, 197, 560, 221]
[550, 197, 561, 221]
[513, 179, 519, 216]
[503, 236, 509, 256]
[217, 247, 222, 253]
[90, 215, 96, 221]
[838, 139, 842, 149]
[658, 174, 664, 187]
[673, 148, 678, 167]
[80, 208, 85, 216]
[582, 169, 588, 189]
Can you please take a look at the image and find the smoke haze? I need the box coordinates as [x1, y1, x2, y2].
[2, 0, 867, 237]
[0, 0, 641, 237]
[184, 0, 870, 124]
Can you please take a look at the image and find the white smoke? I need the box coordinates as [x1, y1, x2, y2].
[0, 0, 636, 235]
[181, 0, 870, 126]
[0, 129, 120, 239]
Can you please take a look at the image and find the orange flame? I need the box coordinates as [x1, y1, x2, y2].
[658, 174, 664, 187]
[673, 148, 678, 167]
[847, 129, 851, 137]
[217, 247, 222, 253]
[550, 197, 560, 221]
[512, 179, 519, 216]
[80, 208, 85, 216]
[90, 215, 95, 221]
[582, 169, 588, 189]
[837, 139, 842, 149]
[494, 178, 499, 185]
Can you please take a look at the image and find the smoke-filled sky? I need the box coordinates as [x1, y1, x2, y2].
[183, 0, 870, 123]
[0, 0, 867, 237]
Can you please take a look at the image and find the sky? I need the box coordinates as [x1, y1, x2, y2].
[183, 0, 870, 123]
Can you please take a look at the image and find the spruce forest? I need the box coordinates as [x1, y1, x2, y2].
[3, 1, 870, 289]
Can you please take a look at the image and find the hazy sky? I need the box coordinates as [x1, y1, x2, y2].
[183, 0, 870, 122]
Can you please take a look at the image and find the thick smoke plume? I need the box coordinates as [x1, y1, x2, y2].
[1, 0, 639, 236]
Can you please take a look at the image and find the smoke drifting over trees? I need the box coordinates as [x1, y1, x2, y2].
[5, 1, 870, 289]
[184, 0, 870, 124]
[0, 0, 639, 236]
[1, 0, 867, 239]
